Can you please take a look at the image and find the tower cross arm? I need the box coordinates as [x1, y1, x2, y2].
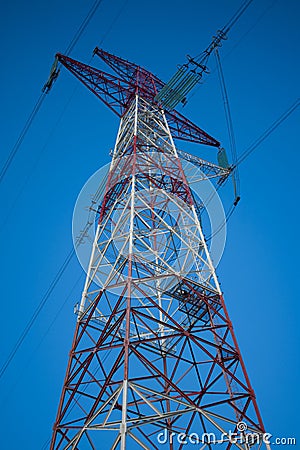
[56, 53, 134, 117]
[93, 47, 165, 91]
[56, 51, 220, 147]
[165, 109, 220, 147]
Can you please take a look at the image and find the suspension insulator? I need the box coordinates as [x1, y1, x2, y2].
[217, 147, 230, 168]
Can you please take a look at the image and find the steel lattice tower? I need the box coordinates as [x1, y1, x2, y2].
[50, 49, 270, 449]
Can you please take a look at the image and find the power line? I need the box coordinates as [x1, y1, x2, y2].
[0, 248, 75, 381]
[223, 0, 254, 34]
[0, 173, 108, 382]
[222, 0, 278, 62]
[0, 92, 46, 184]
[1, 0, 127, 224]
[192, 0, 254, 62]
[97, 0, 128, 47]
[0, 0, 104, 185]
[0, 273, 84, 408]
[188, 0, 277, 104]
[235, 99, 300, 167]
[65, 0, 104, 55]
[40, 438, 51, 450]
[205, 99, 299, 241]
[0, 87, 78, 231]
[214, 48, 240, 199]
[0, 0, 128, 387]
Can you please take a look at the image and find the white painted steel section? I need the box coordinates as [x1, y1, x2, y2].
[120, 94, 139, 450]
[78, 222, 101, 317]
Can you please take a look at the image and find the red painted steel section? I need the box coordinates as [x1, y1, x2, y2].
[56, 52, 220, 147]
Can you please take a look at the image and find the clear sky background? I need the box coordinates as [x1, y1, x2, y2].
[0, 0, 299, 448]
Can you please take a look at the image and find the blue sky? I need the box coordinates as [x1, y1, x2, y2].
[0, 0, 299, 448]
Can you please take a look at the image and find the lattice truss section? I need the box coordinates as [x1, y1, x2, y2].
[50, 95, 269, 450]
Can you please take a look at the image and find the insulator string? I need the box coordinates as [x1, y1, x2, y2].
[0, 0, 104, 185]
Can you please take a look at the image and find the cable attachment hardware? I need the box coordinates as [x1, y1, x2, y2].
[211, 29, 228, 49]
[42, 57, 60, 93]
[186, 56, 210, 74]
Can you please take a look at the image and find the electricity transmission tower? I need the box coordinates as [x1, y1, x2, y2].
[50, 48, 270, 449]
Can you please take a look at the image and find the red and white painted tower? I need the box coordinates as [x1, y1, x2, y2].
[50, 49, 270, 449]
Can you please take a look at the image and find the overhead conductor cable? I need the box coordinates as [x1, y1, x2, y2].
[0, 0, 104, 184]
